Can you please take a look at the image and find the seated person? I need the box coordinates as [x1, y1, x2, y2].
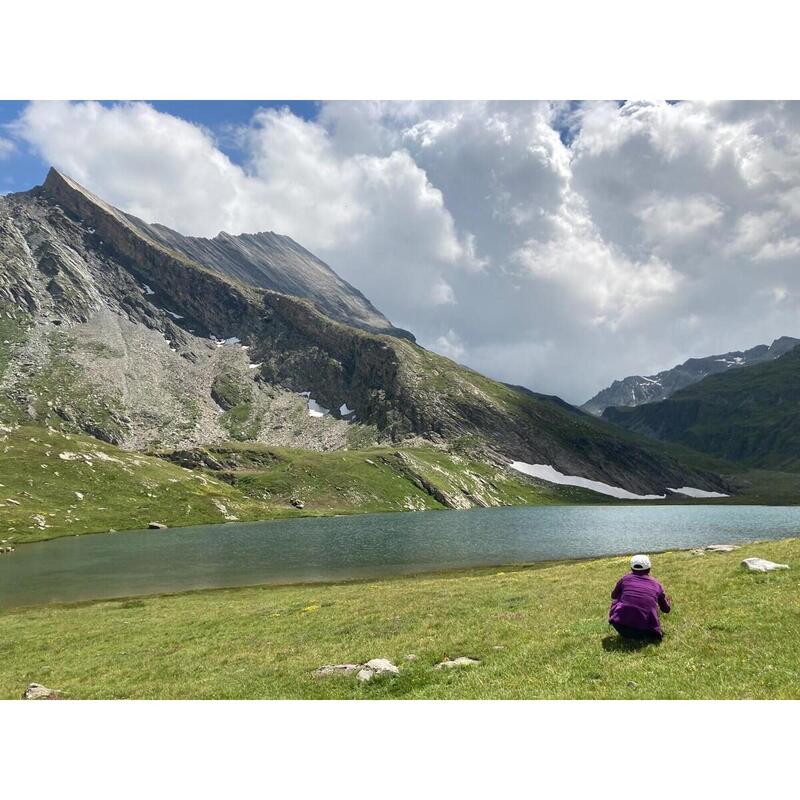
[609, 554, 671, 641]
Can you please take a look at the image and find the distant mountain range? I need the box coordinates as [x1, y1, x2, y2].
[602, 345, 800, 471]
[581, 337, 800, 415]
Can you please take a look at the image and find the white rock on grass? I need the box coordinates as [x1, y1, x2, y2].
[357, 658, 401, 682]
[22, 683, 57, 700]
[365, 658, 400, 674]
[435, 657, 481, 669]
[315, 659, 400, 682]
[692, 544, 740, 556]
[741, 557, 790, 573]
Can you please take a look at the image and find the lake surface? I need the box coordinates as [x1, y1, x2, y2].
[2, 504, 800, 608]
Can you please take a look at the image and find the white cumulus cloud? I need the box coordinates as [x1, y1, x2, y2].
[10, 99, 800, 403]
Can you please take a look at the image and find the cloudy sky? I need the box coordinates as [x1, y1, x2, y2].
[2, 100, 800, 403]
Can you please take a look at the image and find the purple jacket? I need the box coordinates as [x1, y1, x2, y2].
[609, 572, 671, 635]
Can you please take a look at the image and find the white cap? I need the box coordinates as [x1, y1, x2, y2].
[631, 554, 652, 571]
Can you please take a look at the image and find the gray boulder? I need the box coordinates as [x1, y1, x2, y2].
[706, 544, 740, 553]
[315, 658, 400, 682]
[364, 658, 400, 675]
[22, 683, 58, 699]
[741, 557, 789, 573]
[148, 522, 168, 529]
[356, 658, 401, 683]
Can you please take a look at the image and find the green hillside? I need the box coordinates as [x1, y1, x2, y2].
[0, 424, 603, 544]
[603, 346, 800, 470]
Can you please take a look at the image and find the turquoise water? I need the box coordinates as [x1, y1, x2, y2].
[2, 504, 799, 607]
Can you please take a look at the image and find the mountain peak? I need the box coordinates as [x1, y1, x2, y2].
[39, 167, 412, 340]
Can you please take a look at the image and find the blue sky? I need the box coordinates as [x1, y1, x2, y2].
[0, 100, 320, 193]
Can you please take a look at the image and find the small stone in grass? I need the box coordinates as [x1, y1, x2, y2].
[357, 658, 401, 683]
[315, 658, 400, 682]
[627, 681, 638, 689]
[435, 656, 481, 669]
[741, 557, 790, 573]
[23, 683, 59, 699]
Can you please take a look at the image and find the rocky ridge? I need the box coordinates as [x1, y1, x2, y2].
[582, 336, 800, 416]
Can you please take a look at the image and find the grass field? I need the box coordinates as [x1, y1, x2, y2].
[2, 537, 797, 699]
[0, 425, 280, 544]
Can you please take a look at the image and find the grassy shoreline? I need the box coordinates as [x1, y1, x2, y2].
[2, 536, 797, 699]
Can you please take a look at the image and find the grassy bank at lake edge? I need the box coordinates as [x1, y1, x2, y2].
[1, 537, 797, 699]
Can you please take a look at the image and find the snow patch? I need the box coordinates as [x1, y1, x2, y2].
[141, 283, 155, 296]
[668, 486, 729, 498]
[340, 403, 355, 416]
[165, 310, 184, 320]
[308, 398, 329, 418]
[209, 335, 240, 347]
[248, 363, 262, 370]
[509, 461, 666, 500]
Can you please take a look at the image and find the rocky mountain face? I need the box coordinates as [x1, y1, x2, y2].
[123, 211, 413, 340]
[0, 168, 728, 495]
[582, 337, 800, 416]
[602, 346, 800, 471]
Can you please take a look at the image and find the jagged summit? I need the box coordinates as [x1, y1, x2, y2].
[40, 167, 412, 340]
